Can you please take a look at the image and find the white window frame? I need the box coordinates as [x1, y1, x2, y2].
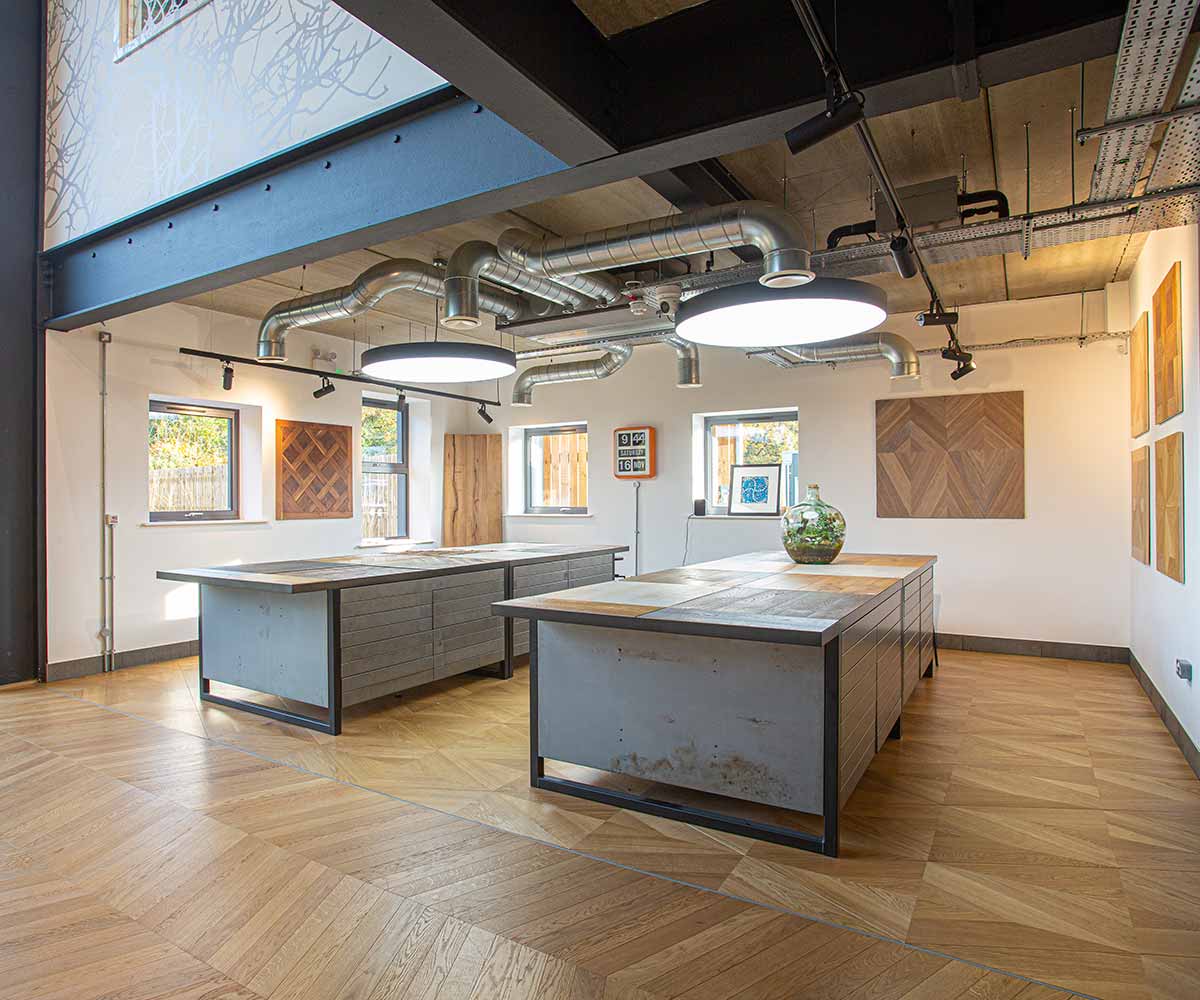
[702, 408, 800, 515]
[524, 423, 588, 514]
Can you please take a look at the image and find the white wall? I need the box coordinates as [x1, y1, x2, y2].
[1127, 225, 1200, 748]
[45, 303, 464, 664]
[494, 291, 1131, 647]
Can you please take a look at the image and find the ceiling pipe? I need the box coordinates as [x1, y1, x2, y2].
[497, 201, 813, 289]
[444, 240, 598, 330]
[665, 334, 702, 388]
[777, 331, 920, 379]
[256, 258, 534, 362]
[511, 344, 633, 407]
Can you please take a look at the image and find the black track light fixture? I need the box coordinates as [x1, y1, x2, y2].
[785, 90, 865, 155]
[950, 358, 977, 381]
[916, 306, 960, 327]
[476, 402, 493, 425]
[313, 376, 335, 399]
[221, 363, 234, 391]
[889, 236, 918, 279]
[940, 344, 974, 365]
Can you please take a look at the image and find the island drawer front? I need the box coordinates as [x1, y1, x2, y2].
[432, 570, 506, 629]
[344, 655, 434, 692]
[342, 634, 435, 675]
[903, 635, 920, 701]
[513, 622, 531, 656]
[839, 642, 875, 804]
[903, 578, 921, 604]
[920, 567, 933, 588]
[340, 608, 433, 648]
[876, 642, 902, 749]
[344, 669, 435, 706]
[841, 591, 900, 660]
[513, 560, 569, 591]
[568, 554, 614, 584]
[341, 578, 435, 605]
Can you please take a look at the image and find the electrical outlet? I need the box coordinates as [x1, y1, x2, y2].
[1178, 659, 1193, 683]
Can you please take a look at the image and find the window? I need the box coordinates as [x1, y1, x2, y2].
[361, 397, 409, 539]
[117, 0, 212, 57]
[704, 410, 800, 514]
[148, 400, 239, 521]
[525, 424, 588, 513]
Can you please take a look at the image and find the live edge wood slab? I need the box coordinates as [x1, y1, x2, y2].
[492, 550, 937, 858]
[157, 543, 627, 736]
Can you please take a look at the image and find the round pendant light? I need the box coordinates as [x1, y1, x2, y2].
[360, 341, 517, 383]
[674, 278, 887, 348]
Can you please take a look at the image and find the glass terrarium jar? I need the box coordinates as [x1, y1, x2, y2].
[781, 484, 846, 564]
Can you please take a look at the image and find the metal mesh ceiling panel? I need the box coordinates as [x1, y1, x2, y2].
[1088, 0, 1198, 202]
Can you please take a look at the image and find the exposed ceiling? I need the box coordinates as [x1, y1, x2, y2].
[183, 10, 1194, 346]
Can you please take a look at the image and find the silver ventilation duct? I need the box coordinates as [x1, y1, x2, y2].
[256, 258, 532, 362]
[766, 332, 920, 379]
[665, 335, 702, 388]
[511, 344, 633, 407]
[444, 240, 598, 329]
[497, 201, 813, 289]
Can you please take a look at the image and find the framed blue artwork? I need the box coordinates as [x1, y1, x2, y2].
[727, 463, 782, 516]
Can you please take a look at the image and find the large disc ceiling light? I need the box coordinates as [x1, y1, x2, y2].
[360, 342, 516, 383]
[675, 278, 887, 347]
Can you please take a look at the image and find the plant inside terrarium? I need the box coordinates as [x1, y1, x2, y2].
[781, 484, 846, 564]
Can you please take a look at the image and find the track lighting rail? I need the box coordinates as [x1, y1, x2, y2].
[178, 349, 501, 407]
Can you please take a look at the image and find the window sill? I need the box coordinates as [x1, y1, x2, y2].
[505, 513, 593, 519]
[139, 519, 268, 528]
[357, 538, 436, 548]
[692, 514, 781, 520]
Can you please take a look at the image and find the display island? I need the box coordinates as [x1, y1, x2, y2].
[158, 542, 626, 735]
[492, 550, 936, 857]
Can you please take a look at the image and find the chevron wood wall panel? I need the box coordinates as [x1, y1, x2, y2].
[1131, 311, 1150, 438]
[876, 391, 1025, 519]
[1153, 261, 1183, 425]
[276, 420, 353, 520]
[1132, 445, 1150, 565]
[1155, 431, 1185, 582]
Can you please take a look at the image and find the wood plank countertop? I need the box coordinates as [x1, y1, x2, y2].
[492, 551, 936, 646]
[157, 543, 629, 594]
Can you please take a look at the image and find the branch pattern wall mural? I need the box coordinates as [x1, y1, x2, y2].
[43, 0, 444, 248]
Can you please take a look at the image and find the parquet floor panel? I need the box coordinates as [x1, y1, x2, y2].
[4, 648, 1197, 997]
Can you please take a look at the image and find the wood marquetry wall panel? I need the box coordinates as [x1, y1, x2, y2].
[275, 420, 353, 520]
[1155, 432, 1185, 582]
[876, 391, 1025, 519]
[1130, 311, 1150, 438]
[443, 434, 502, 546]
[1132, 445, 1150, 565]
[1153, 262, 1183, 425]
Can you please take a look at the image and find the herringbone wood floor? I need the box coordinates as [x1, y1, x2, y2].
[8, 648, 1199, 998]
[0, 679, 1065, 1000]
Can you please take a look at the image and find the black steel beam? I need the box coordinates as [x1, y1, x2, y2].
[335, 0, 623, 163]
[0, 1, 44, 684]
[641, 159, 760, 262]
[43, 2, 1126, 330]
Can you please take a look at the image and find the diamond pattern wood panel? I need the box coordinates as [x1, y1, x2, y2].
[1155, 431, 1185, 582]
[1153, 261, 1183, 425]
[276, 419, 353, 520]
[876, 391, 1025, 519]
[1132, 445, 1150, 565]
[1131, 310, 1150, 438]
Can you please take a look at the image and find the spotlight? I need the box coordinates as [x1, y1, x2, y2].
[221, 363, 234, 391]
[940, 345, 973, 365]
[313, 377, 336, 399]
[916, 307, 959, 327]
[476, 402, 493, 425]
[889, 236, 918, 279]
[950, 359, 977, 381]
[785, 92, 865, 155]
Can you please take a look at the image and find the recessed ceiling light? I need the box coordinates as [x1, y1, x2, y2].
[674, 278, 887, 347]
[360, 342, 517, 383]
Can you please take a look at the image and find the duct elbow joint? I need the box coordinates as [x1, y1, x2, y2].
[444, 241, 492, 330]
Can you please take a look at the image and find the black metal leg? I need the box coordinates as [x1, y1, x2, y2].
[820, 636, 840, 857]
[889, 715, 903, 740]
[327, 591, 342, 736]
[529, 623, 544, 782]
